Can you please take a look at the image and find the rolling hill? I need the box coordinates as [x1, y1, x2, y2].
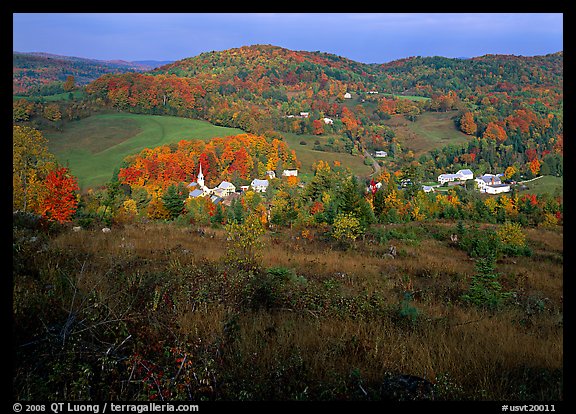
[13, 52, 160, 95]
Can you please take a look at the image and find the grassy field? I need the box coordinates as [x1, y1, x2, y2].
[517, 175, 563, 196]
[282, 132, 373, 177]
[44, 113, 244, 190]
[384, 111, 471, 156]
[13, 90, 85, 102]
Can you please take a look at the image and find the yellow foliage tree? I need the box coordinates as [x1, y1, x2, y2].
[496, 221, 526, 248]
[331, 212, 363, 245]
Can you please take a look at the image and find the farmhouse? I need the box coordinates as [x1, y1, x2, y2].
[438, 169, 474, 184]
[475, 174, 510, 194]
[438, 173, 462, 185]
[251, 178, 269, 192]
[282, 169, 298, 177]
[456, 169, 474, 180]
[215, 181, 236, 197]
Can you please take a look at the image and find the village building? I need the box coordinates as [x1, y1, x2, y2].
[456, 169, 474, 180]
[438, 169, 474, 185]
[251, 178, 269, 192]
[186, 165, 239, 201]
[215, 181, 236, 197]
[438, 173, 463, 185]
[323, 117, 334, 125]
[266, 170, 276, 179]
[344, 92, 352, 99]
[282, 169, 298, 177]
[475, 174, 510, 194]
[375, 151, 388, 158]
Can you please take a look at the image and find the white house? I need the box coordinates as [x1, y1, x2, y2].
[375, 151, 388, 158]
[475, 174, 510, 194]
[300, 112, 309, 118]
[344, 92, 352, 99]
[485, 184, 511, 194]
[323, 117, 334, 125]
[475, 174, 500, 190]
[438, 169, 474, 185]
[456, 169, 474, 181]
[282, 169, 298, 177]
[438, 173, 462, 185]
[265, 170, 276, 179]
[216, 181, 236, 196]
[422, 185, 435, 193]
[251, 179, 269, 192]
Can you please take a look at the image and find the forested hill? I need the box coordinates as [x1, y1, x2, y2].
[13, 52, 156, 95]
[153, 44, 379, 85]
[377, 52, 563, 98]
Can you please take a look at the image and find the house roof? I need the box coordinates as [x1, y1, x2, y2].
[218, 181, 235, 189]
[457, 169, 473, 176]
[189, 189, 204, 197]
[210, 195, 224, 204]
[251, 179, 269, 187]
[187, 182, 198, 188]
[439, 173, 461, 179]
[477, 174, 501, 184]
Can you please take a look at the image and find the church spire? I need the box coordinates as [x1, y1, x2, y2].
[197, 163, 205, 188]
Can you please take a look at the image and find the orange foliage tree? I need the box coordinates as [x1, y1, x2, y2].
[483, 122, 507, 143]
[40, 167, 79, 223]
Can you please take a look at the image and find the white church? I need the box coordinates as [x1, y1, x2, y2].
[187, 164, 236, 199]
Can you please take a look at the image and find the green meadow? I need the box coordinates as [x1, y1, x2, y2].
[282, 132, 373, 177]
[518, 175, 563, 196]
[44, 113, 244, 190]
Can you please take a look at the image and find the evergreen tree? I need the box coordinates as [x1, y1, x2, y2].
[162, 184, 186, 220]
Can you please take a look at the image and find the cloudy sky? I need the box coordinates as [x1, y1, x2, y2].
[12, 13, 563, 63]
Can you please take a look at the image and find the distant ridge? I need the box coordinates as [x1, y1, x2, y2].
[12, 51, 168, 94]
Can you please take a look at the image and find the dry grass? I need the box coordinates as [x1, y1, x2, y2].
[30, 220, 562, 400]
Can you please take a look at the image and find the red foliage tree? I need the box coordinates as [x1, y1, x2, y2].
[40, 167, 79, 223]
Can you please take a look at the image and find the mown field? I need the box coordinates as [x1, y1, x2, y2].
[44, 112, 375, 190]
[518, 176, 563, 197]
[384, 111, 471, 157]
[44, 113, 245, 190]
[282, 132, 373, 178]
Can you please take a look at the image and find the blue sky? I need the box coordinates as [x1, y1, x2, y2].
[12, 13, 563, 63]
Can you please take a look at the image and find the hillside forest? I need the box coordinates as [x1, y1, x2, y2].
[13, 45, 563, 402]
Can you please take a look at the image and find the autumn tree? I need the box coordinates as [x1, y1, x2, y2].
[13, 99, 35, 122]
[459, 112, 478, 136]
[43, 103, 62, 122]
[13, 126, 56, 213]
[312, 119, 324, 135]
[331, 212, 363, 247]
[40, 167, 80, 223]
[483, 122, 507, 143]
[63, 75, 76, 92]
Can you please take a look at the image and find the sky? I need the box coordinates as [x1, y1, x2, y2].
[12, 13, 564, 64]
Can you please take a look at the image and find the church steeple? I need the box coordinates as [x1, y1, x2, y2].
[197, 163, 205, 188]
